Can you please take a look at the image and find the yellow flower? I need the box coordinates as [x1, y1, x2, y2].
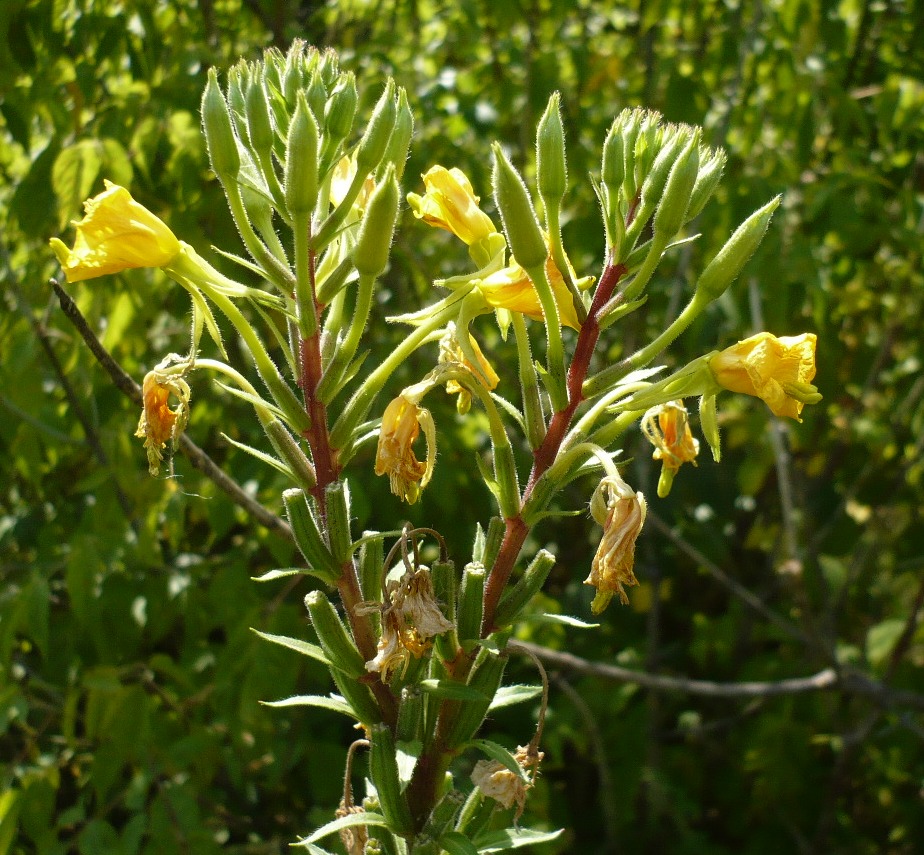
[708, 332, 821, 421]
[330, 155, 376, 211]
[374, 393, 436, 504]
[584, 473, 647, 613]
[439, 322, 500, 414]
[134, 367, 191, 476]
[641, 400, 699, 497]
[407, 165, 497, 246]
[50, 181, 181, 283]
[477, 251, 581, 330]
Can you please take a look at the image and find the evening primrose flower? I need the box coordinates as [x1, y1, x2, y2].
[642, 400, 699, 498]
[471, 744, 543, 817]
[584, 473, 647, 613]
[407, 165, 497, 246]
[398, 568, 454, 638]
[374, 391, 436, 504]
[708, 332, 821, 421]
[135, 363, 191, 476]
[330, 155, 376, 210]
[50, 181, 181, 282]
[439, 322, 499, 414]
[477, 251, 582, 330]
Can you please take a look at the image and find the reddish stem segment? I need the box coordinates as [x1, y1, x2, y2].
[481, 260, 628, 633]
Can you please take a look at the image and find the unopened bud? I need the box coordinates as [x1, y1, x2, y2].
[396, 685, 423, 743]
[633, 112, 660, 188]
[695, 195, 781, 302]
[324, 480, 353, 565]
[284, 92, 320, 217]
[537, 92, 567, 202]
[456, 562, 485, 645]
[445, 647, 507, 748]
[699, 393, 721, 462]
[491, 143, 547, 270]
[601, 120, 624, 197]
[226, 64, 250, 148]
[306, 69, 327, 127]
[379, 88, 414, 180]
[202, 68, 240, 179]
[352, 165, 400, 277]
[304, 590, 366, 679]
[369, 723, 415, 835]
[283, 488, 338, 581]
[653, 129, 701, 237]
[356, 79, 397, 173]
[324, 71, 358, 143]
[638, 129, 684, 217]
[246, 78, 274, 156]
[493, 549, 556, 627]
[685, 148, 727, 222]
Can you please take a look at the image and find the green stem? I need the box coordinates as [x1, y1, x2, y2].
[545, 203, 587, 325]
[512, 312, 546, 450]
[525, 262, 567, 412]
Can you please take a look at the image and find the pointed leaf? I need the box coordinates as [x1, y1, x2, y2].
[220, 431, 293, 477]
[301, 811, 390, 844]
[261, 694, 355, 717]
[488, 684, 543, 711]
[473, 827, 564, 852]
[441, 831, 480, 855]
[419, 679, 490, 703]
[251, 629, 330, 665]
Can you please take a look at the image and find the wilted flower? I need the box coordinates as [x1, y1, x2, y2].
[708, 332, 821, 421]
[135, 364, 191, 476]
[407, 165, 497, 246]
[50, 181, 181, 282]
[439, 322, 500, 414]
[471, 744, 543, 817]
[584, 473, 647, 613]
[374, 392, 436, 504]
[477, 251, 582, 330]
[398, 568, 454, 638]
[365, 611, 411, 682]
[642, 400, 699, 497]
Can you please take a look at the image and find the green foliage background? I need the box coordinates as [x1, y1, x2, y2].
[2, 0, 923, 852]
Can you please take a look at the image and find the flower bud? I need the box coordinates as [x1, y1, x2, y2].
[699, 393, 722, 462]
[306, 69, 327, 127]
[637, 129, 684, 220]
[202, 68, 240, 179]
[285, 92, 320, 216]
[245, 78, 274, 157]
[536, 92, 567, 202]
[684, 148, 726, 222]
[325, 480, 353, 565]
[282, 488, 339, 581]
[352, 165, 400, 277]
[695, 196, 781, 302]
[456, 562, 485, 645]
[356, 79, 397, 173]
[444, 648, 507, 748]
[304, 590, 366, 679]
[620, 111, 642, 200]
[491, 142, 547, 270]
[379, 88, 414, 180]
[226, 64, 250, 148]
[324, 71, 358, 144]
[601, 118, 624, 196]
[331, 668, 380, 726]
[493, 549, 556, 627]
[369, 723, 415, 835]
[653, 129, 700, 238]
[396, 685, 423, 742]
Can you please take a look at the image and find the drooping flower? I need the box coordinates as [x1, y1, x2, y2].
[584, 473, 647, 613]
[439, 322, 500, 414]
[477, 251, 582, 330]
[471, 744, 543, 817]
[374, 392, 436, 504]
[407, 166, 497, 246]
[398, 568, 454, 638]
[135, 365, 191, 476]
[641, 400, 699, 497]
[49, 181, 181, 283]
[708, 332, 821, 421]
[365, 611, 411, 682]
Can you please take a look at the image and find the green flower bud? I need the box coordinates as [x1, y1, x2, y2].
[493, 549, 556, 627]
[246, 78, 274, 157]
[621, 110, 642, 200]
[202, 68, 240, 179]
[282, 48, 302, 107]
[356, 79, 398, 173]
[352, 165, 400, 277]
[699, 393, 721, 462]
[481, 516, 505, 571]
[306, 69, 327, 127]
[324, 480, 353, 565]
[285, 92, 320, 217]
[379, 87, 414, 180]
[359, 533, 385, 604]
[369, 723, 415, 835]
[491, 142, 547, 270]
[282, 488, 339, 581]
[633, 112, 661, 189]
[324, 71, 358, 144]
[537, 92, 567, 202]
[264, 419, 316, 491]
[422, 789, 465, 841]
[638, 128, 684, 217]
[653, 128, 701, 238]
[304, 590, 366, 679]
[694, 195, 781, 302]
[431, 558, 461, 662]
[332, 667, 381, 726]
[444, 647, 507, 748]
[456, 562, 485, 645]
[396, 685, 423, 743]
[601, 119, 625, 199]
[684, 148, 727, 222]
[226, 63, 250, 149]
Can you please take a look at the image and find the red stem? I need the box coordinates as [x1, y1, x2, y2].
[481, 260, 628, 633]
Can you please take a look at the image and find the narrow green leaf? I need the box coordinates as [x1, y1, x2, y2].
[251, 629, 330, 665]
[488, 685, 543, 711]
[419, 679, 490, 703]
[220, 431, 293, 477]
[441, 831, 480, 855]
[260, 694, 355, 717]
[468, 739, 529, 782]
[301, 811, 390, 844]
[250, 568, 305, 582]
[473, 827, 564, 852]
